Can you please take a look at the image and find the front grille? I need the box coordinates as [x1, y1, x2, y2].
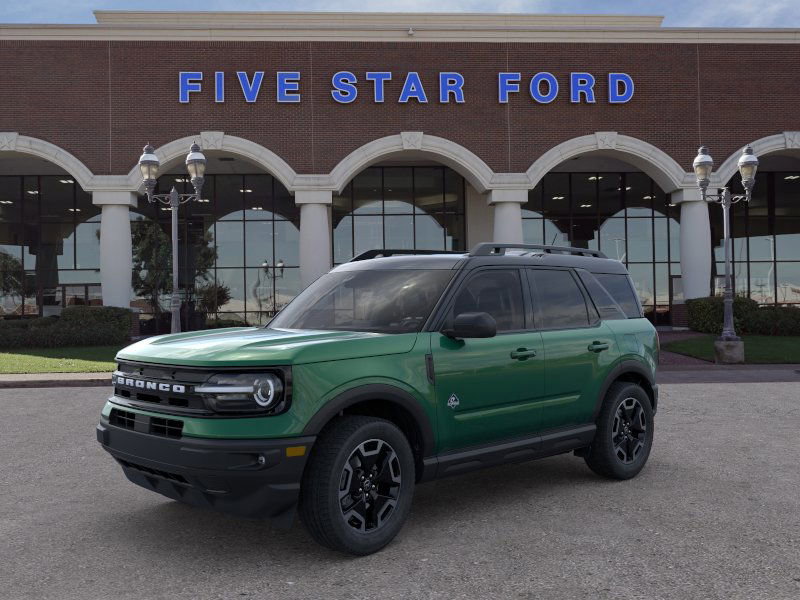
[113, 362, 211, 415]
[118, 458, 188, 483]
[150, 416, 183, 439]
[109, 408, 136, 430]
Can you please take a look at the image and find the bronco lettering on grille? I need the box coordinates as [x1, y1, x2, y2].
[112, 374, 186, 394]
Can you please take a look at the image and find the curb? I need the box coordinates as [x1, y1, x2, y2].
[0, 377, 111, 389]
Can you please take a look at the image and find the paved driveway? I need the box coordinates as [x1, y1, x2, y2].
[1, 384, 798, 600]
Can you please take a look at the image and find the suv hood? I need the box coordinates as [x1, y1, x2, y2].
[116, 327, 419, 367]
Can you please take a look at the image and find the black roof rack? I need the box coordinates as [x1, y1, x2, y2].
[349, 249, 466, 262]
[469, 243, 607, 259]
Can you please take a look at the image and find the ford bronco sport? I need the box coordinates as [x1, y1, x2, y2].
[97, 243, 658, 555]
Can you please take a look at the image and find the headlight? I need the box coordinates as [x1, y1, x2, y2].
[195, 373, 285, 414]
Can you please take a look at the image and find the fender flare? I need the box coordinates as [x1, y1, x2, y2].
[302, 383, 436, 457]
[593, 360, 657, 419]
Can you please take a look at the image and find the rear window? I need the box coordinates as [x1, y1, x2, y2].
[593, 273, 642, 318]
[577, 270, 627, 321]
[528, 269, 591, 329]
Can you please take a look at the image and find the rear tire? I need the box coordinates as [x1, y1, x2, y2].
[584, 382, 654, 480]
[299, 416, 415, 555]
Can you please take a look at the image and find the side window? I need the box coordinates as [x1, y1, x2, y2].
[594, 273, 643, 318]
[577, 270, 627, 320]
[449, 269, 525, 332]
[528, 269, 591, 329]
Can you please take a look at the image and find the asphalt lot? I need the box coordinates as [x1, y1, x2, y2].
[1, 384, 798, 600]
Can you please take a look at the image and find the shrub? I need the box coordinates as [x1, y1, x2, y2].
[687, 296, 800, 336]
[686, 296, 759, 335]
[0, 306, 132, 349]
[203, 318, 251, 329]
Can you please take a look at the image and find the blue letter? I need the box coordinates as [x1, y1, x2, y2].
[277, 71, 301, 103]
[609, 73, 634, 103]
[498, 72, 520, 103]
[214, 71, 224, 103]
[439, 72, 465, 103]
[179, 71, 202, 103]
[237, 71, 264, 103]
[399, 72, 428, 103]
[570, 73, 596, 103]
[366, 72, 392, 102]
[530, 72, 558, 104]
[331, 71, 358, 104]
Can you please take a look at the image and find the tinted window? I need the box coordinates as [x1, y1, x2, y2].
[594, 273, 642, 318]
[529, 269, 590, 329]
[269, 269, 453, 333]
[577, 270, 626, 320]
[448, 269, 525, 332]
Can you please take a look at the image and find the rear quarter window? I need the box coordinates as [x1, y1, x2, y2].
[593, 273, 643, 319]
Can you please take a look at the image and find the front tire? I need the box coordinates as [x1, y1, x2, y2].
[584, 382, 654, 480]
[299, 416, 415, 555]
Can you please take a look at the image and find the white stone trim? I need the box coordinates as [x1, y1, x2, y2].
[329, 132, 495, 193]
[123, 132, 298, 193]
[712, 131, 800, 187]
[0, 132, 95, 191]
[526, 132, 692, 193]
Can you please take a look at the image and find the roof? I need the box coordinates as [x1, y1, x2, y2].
[2, 11, 800, 43]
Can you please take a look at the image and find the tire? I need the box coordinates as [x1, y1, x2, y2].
[584, 382, 654, 480]
[299, 416, 415, 555]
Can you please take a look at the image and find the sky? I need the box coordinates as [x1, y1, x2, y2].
[1, 0, 799, 27]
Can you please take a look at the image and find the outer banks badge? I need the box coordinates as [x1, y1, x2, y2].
[447, 393, 460, 409]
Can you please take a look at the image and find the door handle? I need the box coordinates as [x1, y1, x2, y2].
[588, 341, 610, 352]
[510, 348, 537, 360]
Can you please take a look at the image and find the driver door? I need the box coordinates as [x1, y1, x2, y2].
[431, 268, 545, 453]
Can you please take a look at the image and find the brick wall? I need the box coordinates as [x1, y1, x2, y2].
[1, 39, 799, 177]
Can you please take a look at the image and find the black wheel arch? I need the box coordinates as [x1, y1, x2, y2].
[594, 360, 658, 419]
[302, 384, 436, 480]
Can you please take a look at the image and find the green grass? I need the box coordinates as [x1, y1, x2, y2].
[0, 345, 123, 374]
[663, 335, 800, 364]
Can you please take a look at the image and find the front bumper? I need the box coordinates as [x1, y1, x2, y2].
[97, 418, 314, 527]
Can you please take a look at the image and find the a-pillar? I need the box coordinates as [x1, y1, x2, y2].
[296, 190, 333, 289]
[488, 188, 527, 243]
[93, 190, 137, 308]
[673, 188, 712, 300]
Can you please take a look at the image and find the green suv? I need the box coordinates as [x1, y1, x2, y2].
[97, 243, 658, 555]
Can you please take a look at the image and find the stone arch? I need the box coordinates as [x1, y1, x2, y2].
[328, 132, 496, 194]
[713, 131, 800, 186]
[123, 131, 298, 192]
[526, 132, 691, 193]
[0, 132, 95, 190]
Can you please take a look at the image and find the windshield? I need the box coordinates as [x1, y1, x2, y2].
[269, 269, 455, 333]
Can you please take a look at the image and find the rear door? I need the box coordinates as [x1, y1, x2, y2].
[431, 267, 545, 452]
[526, 268, 619, 430]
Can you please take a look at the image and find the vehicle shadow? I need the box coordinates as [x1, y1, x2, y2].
[97, 454, 603, 563]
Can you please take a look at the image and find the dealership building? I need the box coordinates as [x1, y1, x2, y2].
[1, 11, 799, 332]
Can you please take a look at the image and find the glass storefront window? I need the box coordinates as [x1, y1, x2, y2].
[332, 166, 467, 264]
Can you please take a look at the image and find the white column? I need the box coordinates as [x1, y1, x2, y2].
[296, 190, 333, 289]
[488, 189, 527, 243]
[94, 191, 137, 308]
[673, 188, 712, 300]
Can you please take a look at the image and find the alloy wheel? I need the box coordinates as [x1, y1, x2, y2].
[612, 397, 647, 464]
[338, 438, 402, 532]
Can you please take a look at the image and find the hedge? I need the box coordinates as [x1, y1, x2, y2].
[0, 306, 132, 349]
[686, 296, 800, 336]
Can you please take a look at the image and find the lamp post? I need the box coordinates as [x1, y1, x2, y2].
[692, 144, 758, 360]
[138, 142, 206, 333]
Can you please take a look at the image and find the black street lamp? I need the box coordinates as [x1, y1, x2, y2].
[138, 142, 207, 333]
[692, 144, 759, 359]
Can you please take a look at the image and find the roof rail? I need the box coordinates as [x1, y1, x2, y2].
[469, 243, 608, 259]
[349, 249, 466, 262]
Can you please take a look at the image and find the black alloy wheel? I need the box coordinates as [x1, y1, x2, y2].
[612, 397, 648, 464]
[584, 381, 654, 480]
[338, 439, 402, 532]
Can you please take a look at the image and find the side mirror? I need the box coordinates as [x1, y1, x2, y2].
[443, 312, 497, 339]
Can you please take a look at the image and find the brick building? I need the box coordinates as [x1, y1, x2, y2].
[1, 11, 798, 331]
